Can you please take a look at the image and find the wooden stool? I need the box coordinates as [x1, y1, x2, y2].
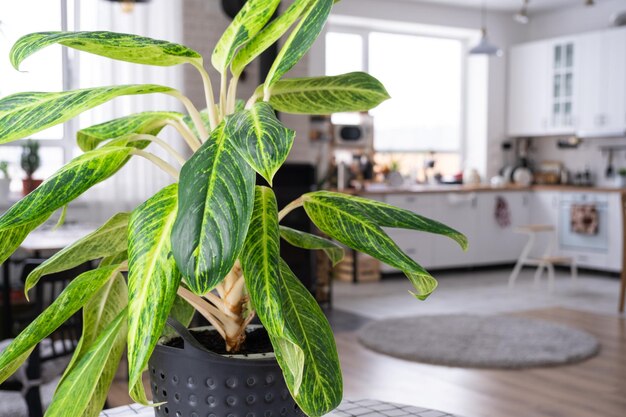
[508, 224, 577, 292]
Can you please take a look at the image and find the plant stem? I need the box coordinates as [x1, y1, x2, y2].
[245, 90, 262, 110]
[278, 196, 305, 221]
[204, 291, 238, 320]
[130, 149, 180, 181]
[226, 75, 239, 115]
[177, 287, 227, 339]
[191, 62, 219, 130]
[220, 72, 228, 118]
[168, 90, 209, 140]
[166, 119, 202, 151]
[128, 135, 187, 165]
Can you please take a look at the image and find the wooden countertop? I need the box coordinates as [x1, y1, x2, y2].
[343, 184, 626, 195]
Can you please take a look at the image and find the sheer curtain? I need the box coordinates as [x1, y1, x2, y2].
[72, 0, 186, 221]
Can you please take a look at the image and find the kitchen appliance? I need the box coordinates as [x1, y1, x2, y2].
[333, 113, 374, 149]
[559, 193, 609, 253]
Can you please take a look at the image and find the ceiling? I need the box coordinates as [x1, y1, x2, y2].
[409, 0, 579, 12]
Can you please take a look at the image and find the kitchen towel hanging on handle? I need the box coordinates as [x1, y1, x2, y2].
[570, 204, 599, 235]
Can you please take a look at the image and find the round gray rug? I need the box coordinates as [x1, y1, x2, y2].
[357, 314, 600, 369]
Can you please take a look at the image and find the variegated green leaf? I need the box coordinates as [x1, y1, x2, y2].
[279, 226, 344, 266]
[128, 184, 181, 404]
[0, 146, 133, 231]
[59, 262, 127, 388]
[0, 213, 51, 265]
[25, 212, 130, 293]
[172, 123, 255, 294]
[77, 111, 183, 151]
[264, 0, 332, 91]
[241, 186, 282, 334]
[212, 0, 281, 73]
[309, 191, 468, 249]
[0, 84, 175, 144]
[45, 307, 127, 417]
[0, 264, 123, 384]
[226, 102, 295, 184]
[183, 109, 212, 139]
[231, 0, 312, 77]
[260, 72, 390, 114]
[302, 192, 463, 299]
[269, 259, 342, 417]
[11, 31, 201, 70]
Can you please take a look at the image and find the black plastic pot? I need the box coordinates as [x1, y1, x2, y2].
[148, 319, 302, 417]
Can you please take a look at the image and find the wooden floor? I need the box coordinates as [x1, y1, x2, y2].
[108, 308, 626, 417]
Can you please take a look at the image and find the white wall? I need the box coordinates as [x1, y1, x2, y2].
[323, 0, 527, 180]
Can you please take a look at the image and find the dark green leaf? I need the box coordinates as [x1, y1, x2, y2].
[25, 212, 130, 293]
[226, 102, 295, 184]
[11, 31, 201, 70]
[127, 184, 181, 404]
[279, 226, 344, 266]
[77, 111, 184, 151]
[212, 0, 281, 73]
[264, 0, 332, 90]
[45, 307, 127, 417]
[172, 123, 255, 294]
[241, 186, 282, 334]
[0, 264, 123, 383]
[261, 72, 390, 114]
[269, 259, 342, 417]
[0, 84, 175, 144]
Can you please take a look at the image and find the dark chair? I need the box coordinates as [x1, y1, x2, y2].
[0, 259, 89, 417]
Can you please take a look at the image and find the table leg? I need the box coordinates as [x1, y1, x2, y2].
[352, 248, 358, 284]
[2, 261, 12, 338]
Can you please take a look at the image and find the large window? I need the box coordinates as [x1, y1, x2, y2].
[326, 29, 464, 153]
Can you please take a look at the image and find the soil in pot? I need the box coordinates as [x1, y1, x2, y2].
[149, 325, 302, 417]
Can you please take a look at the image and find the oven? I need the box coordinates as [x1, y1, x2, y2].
[558, 193, 609, 253]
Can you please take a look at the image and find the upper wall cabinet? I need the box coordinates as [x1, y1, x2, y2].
[508, 27, 626, 138]
[577, 29, 626, 137]
[508, 40, 551, 137]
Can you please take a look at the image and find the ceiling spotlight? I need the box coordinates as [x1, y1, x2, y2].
[514, 0, 530, 24]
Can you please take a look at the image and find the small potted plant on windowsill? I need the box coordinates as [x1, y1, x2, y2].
[21, 139, 43, 195]
[0, 161, 11, 202]
[616, 168, 626, 188]
[0, 2, 467, 417]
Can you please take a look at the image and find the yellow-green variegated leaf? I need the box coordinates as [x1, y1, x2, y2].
[128, 184, 181, 404]
[302, 191, 466, 299]
[171, 123, 255, 294]
[261, 72, 390, 114]
[231, 0, 312, 77]
[226, 102, 295, 184]
[11, 31, 201, 70]
[241, 186, 282, 334]
[264, 0, 332, 91]
[25, 212, 130, 293]
[212, 0, 281, 73]
[45, 307, 127, 417]
[183, 109, 212, 139]
[0, 146, 133, 231]
[0, 264, 123, 384]
[279, 226, 344, 266]
[269, 259, 342, 417]
[77, 111, 183, 151]
[0, 84, 174, 144]
[0, 213, 51, 265]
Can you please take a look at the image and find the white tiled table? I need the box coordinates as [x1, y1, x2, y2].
[99, 399, 462, 417]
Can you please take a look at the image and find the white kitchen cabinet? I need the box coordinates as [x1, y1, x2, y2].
[546, 37, 578, 134]
[429, 192, 481, 268]
[508, 40, 551, 137]
[475, 192, 531, 264]
[577, 28, 626, 137]
[530, 191, 560, 227]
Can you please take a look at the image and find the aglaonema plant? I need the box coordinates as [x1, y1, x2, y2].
[0, 1, 467, 416]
